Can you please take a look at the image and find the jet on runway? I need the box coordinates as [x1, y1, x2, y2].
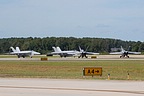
[77, 46, 99, 58]
[10, 47, 40, 58]
[109, 46, 141, 58]
[51, 47, 79, 57]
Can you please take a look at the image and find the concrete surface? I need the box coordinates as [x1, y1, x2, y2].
[0, 78, 144, 96]
[0, 55, 144, 61]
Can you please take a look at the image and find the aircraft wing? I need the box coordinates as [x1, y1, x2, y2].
[18, 51, 31, 54]
[51, 51, 76, 55]
[66, 52, 76, 55]
[9, 52, 17, 55]
[51, 51, 64, 55]
[109, 52, 123, 55]
[10, 51, 40, 55]
[128, 51, 141, 54]
[86, 52, 99, 55]
[75, 51, 99, 55]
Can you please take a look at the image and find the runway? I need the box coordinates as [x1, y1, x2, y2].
[0, 78, 144, 96]
[0, 55, 144, 61]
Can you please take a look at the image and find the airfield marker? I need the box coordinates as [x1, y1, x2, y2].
[41, 58, 48, 61]
[127, 73, 130, 80]
[108, 74, 110, 80]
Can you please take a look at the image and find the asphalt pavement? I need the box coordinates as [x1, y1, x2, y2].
[0, 78, 144, 96]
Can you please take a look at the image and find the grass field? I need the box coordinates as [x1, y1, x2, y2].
[0, 60, 144, 80]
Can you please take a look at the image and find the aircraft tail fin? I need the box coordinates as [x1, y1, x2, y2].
[79, 46, 82, 51]
[10, 47, 16, 52]
[56, 47, 62, 52]
[128, 46, 131, 51]
[16, 47, 21, 52]
[79, 46, 84, 52]
[121, 46, 125, 52]
[52, 47, 58, 52]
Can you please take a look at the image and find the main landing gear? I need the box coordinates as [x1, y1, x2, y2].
[78, 53, 88, 58]
[120, 55, 129, 58]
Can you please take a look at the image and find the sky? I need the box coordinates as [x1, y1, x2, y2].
[0, 0, 144, 41]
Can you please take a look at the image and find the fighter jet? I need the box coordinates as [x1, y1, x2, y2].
[77, 46, 99, 58]
[109, 46, 141, 58]
[10, 47, 40, 58]
[50, 46, 79, 57]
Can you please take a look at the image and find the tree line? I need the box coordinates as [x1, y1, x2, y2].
[0, 37, 144, 54]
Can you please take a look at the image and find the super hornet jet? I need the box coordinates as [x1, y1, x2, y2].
[10, 47, 40, 58]
[50, 46, 79, 57]
[109, 46, 141, 58]
[77, 46, 99, 58]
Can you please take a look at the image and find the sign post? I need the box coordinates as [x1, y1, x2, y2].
[83, 67, 102, 77]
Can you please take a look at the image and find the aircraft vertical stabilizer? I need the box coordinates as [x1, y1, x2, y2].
[10, 47, 16, 52]
[52, 47, 58, 52]
[56, 47, 62, 52]
[16, 47, 21, 52]
[120, 46, 125, 52]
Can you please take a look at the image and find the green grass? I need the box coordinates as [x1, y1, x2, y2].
[0, 60, 144, 80]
